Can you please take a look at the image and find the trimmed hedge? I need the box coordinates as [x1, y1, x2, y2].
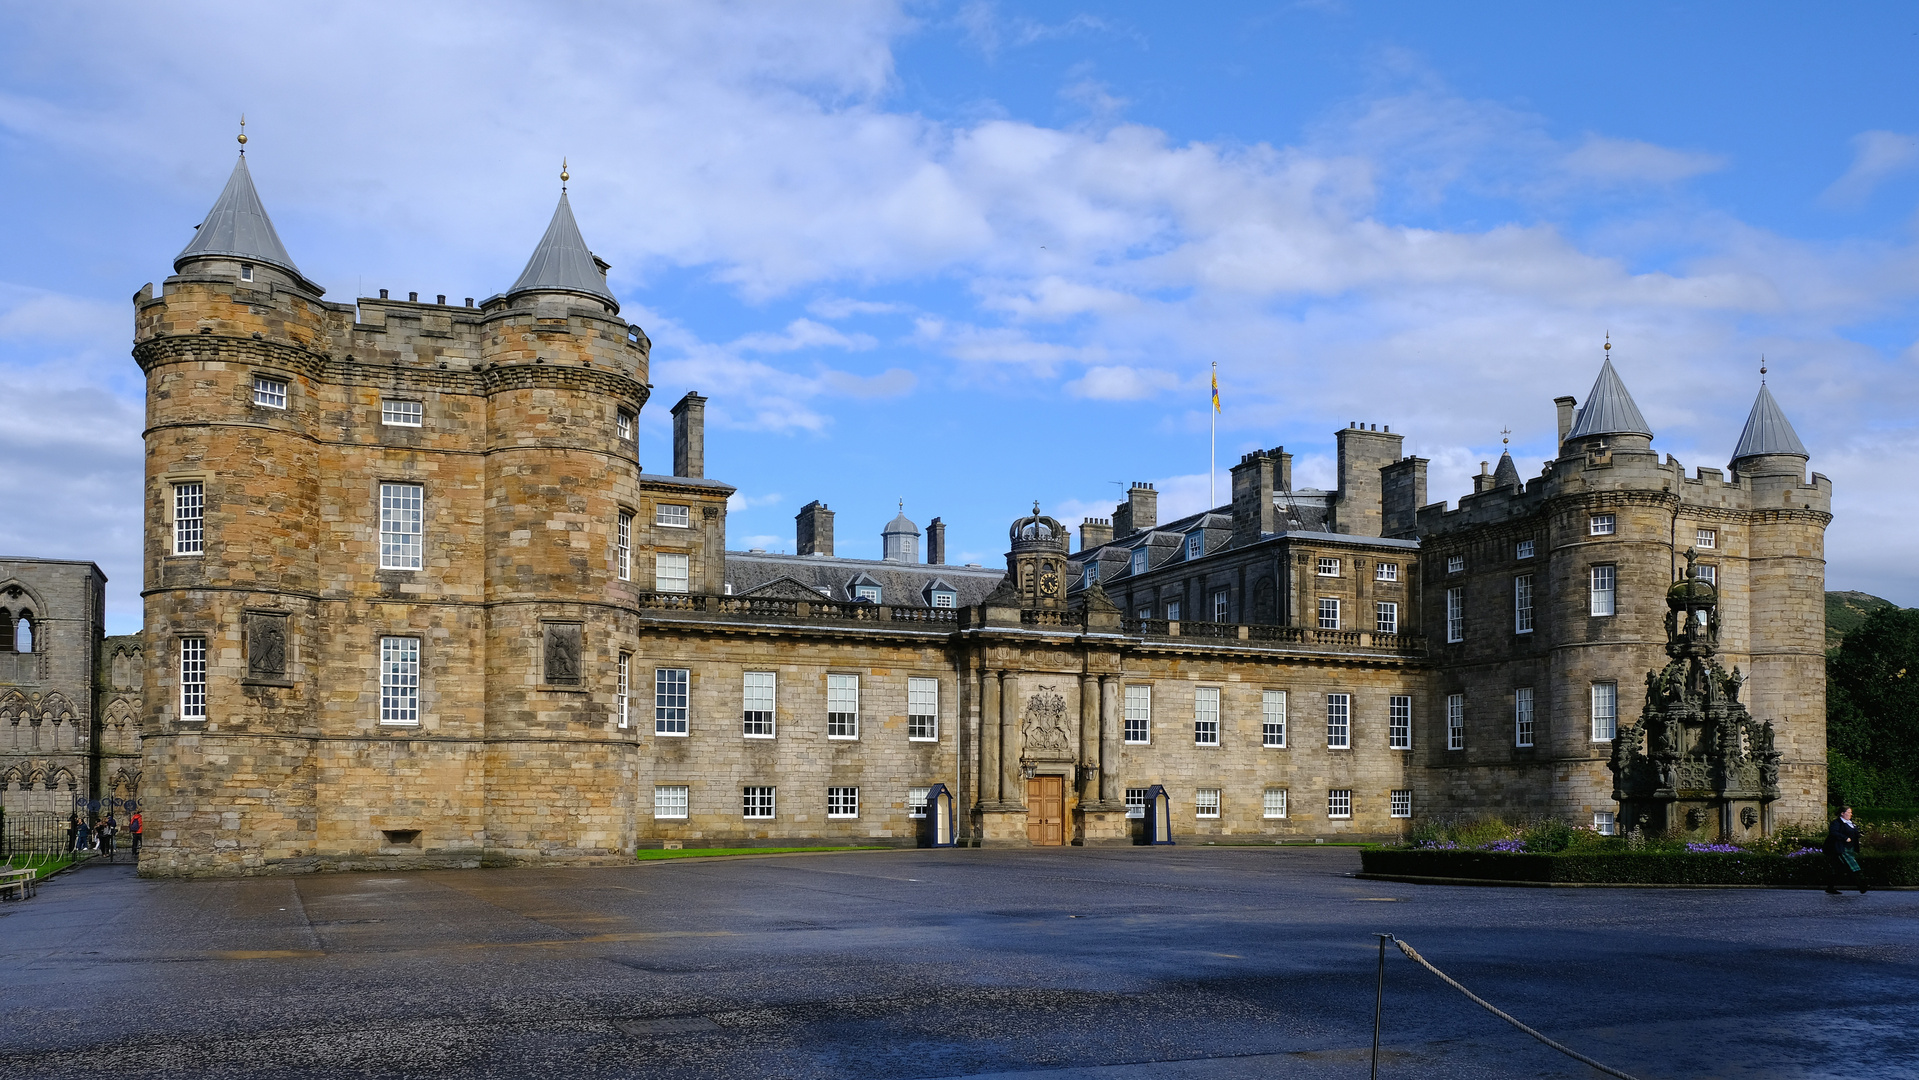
[1361, 847, 1919, 887]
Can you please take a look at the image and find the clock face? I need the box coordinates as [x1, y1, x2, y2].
[1038, 571, 1060, 597]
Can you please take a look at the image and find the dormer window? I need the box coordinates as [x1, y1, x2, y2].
[931, 590, 956, 609]
[855, 585, 881, 603]
[240, 263, 254, 282]
[1186, 534, 1203, 560]
[1132, 549, 1148, 575]
[1084, 563, 1100, 588]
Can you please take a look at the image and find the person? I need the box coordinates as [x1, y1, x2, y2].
[75, 813, 91, 854]
[99, 815, 117, 860]
[1825, 805, 1867, 895]
[66, 811, 80, 854]
[129, 810, 143, 860]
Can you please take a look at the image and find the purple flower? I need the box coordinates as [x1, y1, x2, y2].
[1685, 842, 1744, 854]
[1785, 847, 1822, 858]
[1482, 839, 1526, 852]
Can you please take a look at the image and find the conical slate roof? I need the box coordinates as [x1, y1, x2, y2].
[1566, 358, 1653, 441]
[1491, 451, 1522, 490]
[883, 511, 921, 537]
[1730, 383, 1808, 461]
[505, 192, 618, 311]
[175, 153, 322, 294]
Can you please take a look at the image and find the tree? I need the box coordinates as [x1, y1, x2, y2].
[1827, 606, 1919, 807]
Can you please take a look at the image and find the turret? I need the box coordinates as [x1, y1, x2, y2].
[1729, 380, 1810, 482]
[882, 504, 921, 562]
[1561, 351, 1654, 457]
[173, 136, 325, 297]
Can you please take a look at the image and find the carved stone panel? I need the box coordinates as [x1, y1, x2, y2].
[244, 612, 289, 682]
[1021, 685, 1074, 761]
[544, 623, 584, 686]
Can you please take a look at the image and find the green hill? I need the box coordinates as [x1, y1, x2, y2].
[1828, 590, 1897, 649]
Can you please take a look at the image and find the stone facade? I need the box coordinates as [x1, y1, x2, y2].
[0, 558, 115, 817]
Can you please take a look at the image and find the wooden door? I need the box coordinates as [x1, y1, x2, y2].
[1026, 776, 1065, 846]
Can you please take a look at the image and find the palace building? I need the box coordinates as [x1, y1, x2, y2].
[124, 146, 1832, 876]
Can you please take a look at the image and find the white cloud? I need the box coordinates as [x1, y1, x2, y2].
[733, 318, 876, 354]
[1821, 130, 1919, 207]
[1560, 134, 1726, 185]
[1065, 365, 1179, 400]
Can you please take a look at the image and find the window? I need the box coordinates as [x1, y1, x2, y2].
[656, 552, 690, 593]
[617, 410, 634, 440]
[1263, 788, 1288, 819]
[1446, 555, 1464, 574]
[1697, 565, 1717, 586]
[1514, 574, 1534, 634]
[743, 786, 775, 819]
[1124, 685, 1151, 744]
[1375, 601, 1398, 635]
[1446, 587, 1464, 642]
[1327, 789, 1352, 819]
[378, 483, 424, 570]
[1084, 563, 1100, 588]
[1389, 695, 1412, 750]
[616, 511, 633, 581]
[1186, 533, 1203, 560]
[1195, 789, 1221, 819]
[1390, 790, 1412, 818]
[827, 787, 859, 818]
[1318, 597, 1340, 630]
[908, 786, 930, 818]
[1132, 549, 1148, 575]
[1261, 690, 1286, 748]
[854, 585, 881, 603]
[1376, 562, 1399, 582]
[1594, 811, 1616, 836]
[1194, 687, 1220, 746]
[1591, 682, 1618, 741]
[1316, 557, 1340, 577]
[616, 653, 631, 729]
[1125, 788, 1148, 819]
[654, 785, 688, 819]
[379, 636, 420, 726]
[252, 375, 287, 409]
[1165, 599, 1181, 621]
[1590, 513, 1616, 536]
[1589, 565, 1616, 616]
[1212, 589, 1229, 622]
[1514, 687, 1534, 748]
[1516, 538, 1535, 559]
[239, 263, 254, 281]
[1443, 693, 1467, 750]
[1138, 606, 1153, 619]
[1695, 528, 1716, 549]
[655, 668, 689, 736]
[931, 590, 956, 609]
[172, 482, 205, 555]
[381, 399, 423, 427]
[1326, 694, 1350, 749]
[743, 671, 775, 737]
[179, 636, 207, 721]
[656, 503, 690, 528]
[908, 677, 939, 740]
[827, 673, 860, 739]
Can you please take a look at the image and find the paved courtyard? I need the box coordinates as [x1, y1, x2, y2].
[1, 847, 1914, 1079]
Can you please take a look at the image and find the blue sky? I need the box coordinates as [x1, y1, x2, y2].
[2, 1, 1917, 634]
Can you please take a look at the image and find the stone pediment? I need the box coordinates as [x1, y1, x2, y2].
[741, 576, 832, 601]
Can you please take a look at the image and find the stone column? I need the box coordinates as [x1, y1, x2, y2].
[1079, 673, 1100, 805]
[1000, 672, 1021, 806]
[980, 669, 1001, 806]
[1099, 675, 1122, 805]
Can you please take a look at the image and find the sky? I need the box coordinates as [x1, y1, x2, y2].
[2, 1, 1917, 635]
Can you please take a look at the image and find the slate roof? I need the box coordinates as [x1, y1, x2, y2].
[724, 551, 1005, 607]
[504, 192, 619, 311]
[1730, 383, 1809, 461]
[175, 153, 323, 295]
[1491, 451, 1522, 490]
[1566, 358, 1654, 440]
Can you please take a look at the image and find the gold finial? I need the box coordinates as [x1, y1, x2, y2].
[560, 157, 569, 191]
[1603, 331, 1610, 353]
[237, 114, 247, 152]
[1501, 426, 1511, 446]
[1760, 355, 1767, 382]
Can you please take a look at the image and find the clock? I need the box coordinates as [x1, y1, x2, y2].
[1038, 570, 1060, 598]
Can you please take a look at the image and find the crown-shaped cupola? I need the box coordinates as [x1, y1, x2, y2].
[175, 149, 324, 295]
[501, 176, 619, 313]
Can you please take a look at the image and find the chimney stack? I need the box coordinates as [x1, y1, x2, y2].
[1330, 423, 1404, 537]
[1112, 482, 1158, 537]
[1079, 517, 1114, 552]
[1473, 460, 1495, 494]
[1555, 396, 1577, 447]
[926, 517, 946, 565]
[1230, 449, 1279, 546]
[796, 500, 834, 557]
[671, 392, 707, 479]
[1381, 456, 1428, 539]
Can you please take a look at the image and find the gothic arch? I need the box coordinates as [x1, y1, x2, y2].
[110, 767, 140, 802]
[46, 767, 75, 792]
[0, 766, 21, 791]
[13, 610, 34, 653]
[41, 691, 74, 717]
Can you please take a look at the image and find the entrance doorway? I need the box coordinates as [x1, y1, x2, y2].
[1026, 775, 1065, 846]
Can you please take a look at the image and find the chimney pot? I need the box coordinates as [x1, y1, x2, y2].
[378, 288, 388, 299]
[671, 392, 707, 479]
[437, 294, 446, 305]
[926, 517, 946, 565]
[409, 292, 418, 302]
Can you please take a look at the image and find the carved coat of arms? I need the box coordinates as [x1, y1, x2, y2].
[1022, 685, 1073, 758]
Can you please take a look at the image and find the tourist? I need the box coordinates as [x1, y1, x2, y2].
[66, 811, 80, 853]
[75, 814, 91, 854]
[100, 815, 117, 859]
[1824, 805, 1866, 895]
[129, 810, 143, 859]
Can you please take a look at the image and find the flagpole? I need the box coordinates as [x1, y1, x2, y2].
[1210, 361, 1218, 508]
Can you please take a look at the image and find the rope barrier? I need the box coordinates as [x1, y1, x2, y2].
[1387, 936, 1645, 1080]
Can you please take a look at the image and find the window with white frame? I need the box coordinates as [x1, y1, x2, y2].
[379, 636, 420, 725]
[172, 482, 205, 555]
[908, 786, 930, 818]
[1589, 565, 1616, 616]
[1195, 788, 1221, 818]
[655, 668, 689, 736]
[1447, 554, 1464, 574]
[617, 410, 634, 441]
[1376, 562, 1399, 582]
[1695, 528, 1716, 549]
[1594, 810, 1616, 836]
[1514, 686, 1534, 748]
[1447, 693, 1465, 750]
[1263, 788, 1288, 819]
[1261, 690, 1286, 747]
[1084, 563, 1100, 588]
[656, 503, 690, 528]
[1138, 606, 1153, 619]
[1590, 513, 1616, 536]
[1591, 682, 1618, 741]
[743, 786, 775, 819]
[1165, 599, 1181, 621]
[1327, 789, 1352, 819]
[379, 483, 424, 570]
[827, 673, 860, 739]
[656, 552, 690, 593]
[907, 677, 939, 740]
[179, 636, 207, 721]
[1389, 695, 1412, 750]
[1186, 533, 1203, 560]
[1516, 538, 1535, 559]
[1132, 548, 1148, 576]
[931, 589, 956, 608]
[252, 375, 287, 409]
[616, 653, 631, 729]
[1390, 789, 1412, 818]
[1697, 564, 1717, 586]
[1317, 557, 1340, 577]
[654, 785, 688, 819]
[1515, 574, 1534, 634]
[1318, 597, 1340, 630]
[1326, 693, 1350, 749]
[617, 511, 633, 581]
[1376, 601, 1398, 635]
[1446, 586, 1465, 642]
[1212, 589, 1229, 622]
[1124, 685, 1151, 744]
[827, 787, 859, 818]
[854, 585, 881, 603]
[1125, 787, 1148, 818]
[743, 671, 775, 737]
[381, 399, 423, 427]
[1194, 687, 1220, 746]
[239, 263, 254, 281]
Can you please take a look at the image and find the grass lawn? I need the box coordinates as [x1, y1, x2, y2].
[635, 846, 892, 861]
[3, 853, 78, 879]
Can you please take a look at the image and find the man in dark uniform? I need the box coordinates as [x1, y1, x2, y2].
[1825, 804, 1866, 895]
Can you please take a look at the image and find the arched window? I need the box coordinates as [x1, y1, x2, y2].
[15, 612, 33, 654]
[0, 608, 11, 652]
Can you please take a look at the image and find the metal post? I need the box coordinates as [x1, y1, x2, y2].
[1372, 933, 1392, 1080]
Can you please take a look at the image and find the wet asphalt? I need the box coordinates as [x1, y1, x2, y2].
[0, 847, 1913, 1079]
